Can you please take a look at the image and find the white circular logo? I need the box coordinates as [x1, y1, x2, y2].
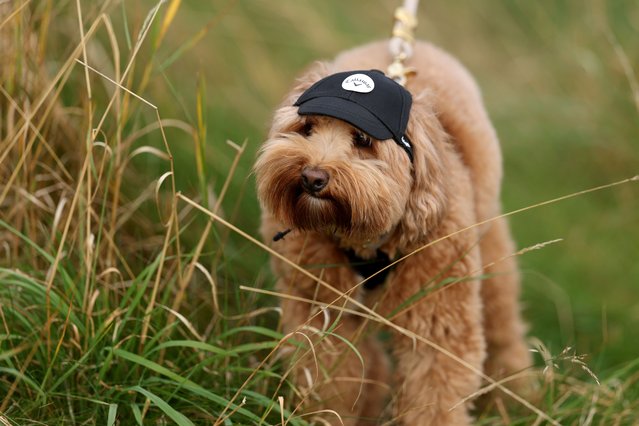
[341, 74, 375, 93]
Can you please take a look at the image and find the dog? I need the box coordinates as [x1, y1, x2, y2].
[254, 40, 531, 425]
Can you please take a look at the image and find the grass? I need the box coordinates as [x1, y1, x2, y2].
[1, 0, 638, 424]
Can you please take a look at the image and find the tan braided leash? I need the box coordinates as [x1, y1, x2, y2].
[387, 0, 419, 86]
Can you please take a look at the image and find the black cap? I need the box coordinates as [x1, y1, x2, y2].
[294, 70, 413, 162]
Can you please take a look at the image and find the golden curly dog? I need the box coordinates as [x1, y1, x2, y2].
[254, 40, 531, 425]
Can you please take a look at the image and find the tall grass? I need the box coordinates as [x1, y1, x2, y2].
[1, 0, 637, 424]
[0, 1, 287, 423]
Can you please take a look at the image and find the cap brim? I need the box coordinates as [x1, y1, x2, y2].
[297, 97, 393, 141]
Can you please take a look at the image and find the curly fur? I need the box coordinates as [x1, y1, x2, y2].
[254, 40, 531, 425]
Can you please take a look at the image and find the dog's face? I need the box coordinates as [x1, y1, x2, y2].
[255, 113, 412, 240]
[255, 68, 448, 247]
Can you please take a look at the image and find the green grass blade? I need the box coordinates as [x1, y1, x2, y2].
[147, 339, 233, 357]
[130, 403, 144, 426]
[226, 341, 278, 356]
[1, 272, 85, 333]
[128, 386, 194, 426]
[113, 348, 262, 422]
[217, 325, 284, 341]
[106, 404, 117, 426]
[0, 367, 46, 399]
[0, 219, 55, 263]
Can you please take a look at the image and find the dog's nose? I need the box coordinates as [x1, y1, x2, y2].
[301, 167, 329, 193]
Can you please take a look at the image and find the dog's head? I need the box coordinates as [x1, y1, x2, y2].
[255, 66, 449, 248]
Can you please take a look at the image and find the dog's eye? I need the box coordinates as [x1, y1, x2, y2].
[352, 131, 372, 148]
[301, 121, 314, 136]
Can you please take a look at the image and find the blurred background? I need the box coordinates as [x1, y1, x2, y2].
[150, 0, 639, 368]
[1, 0, 637, 423]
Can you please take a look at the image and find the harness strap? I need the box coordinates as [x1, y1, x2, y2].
[344, 249, 394, 290]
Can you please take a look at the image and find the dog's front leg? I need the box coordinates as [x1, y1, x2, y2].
[386, 246, 485, 425]
[265, 226, 390, 425]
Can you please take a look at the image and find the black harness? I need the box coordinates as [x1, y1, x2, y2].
[344, 249, 395, 290]
[273, 230, 396, 290]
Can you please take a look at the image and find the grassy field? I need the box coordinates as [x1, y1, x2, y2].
[1, 0, 638, 424]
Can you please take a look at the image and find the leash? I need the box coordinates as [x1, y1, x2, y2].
[387, 0, 419, 86]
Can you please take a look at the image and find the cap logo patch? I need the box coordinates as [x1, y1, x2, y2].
[341, 73, 375, 93]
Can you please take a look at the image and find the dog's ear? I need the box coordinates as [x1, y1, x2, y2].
[397, 96, 449, 247]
